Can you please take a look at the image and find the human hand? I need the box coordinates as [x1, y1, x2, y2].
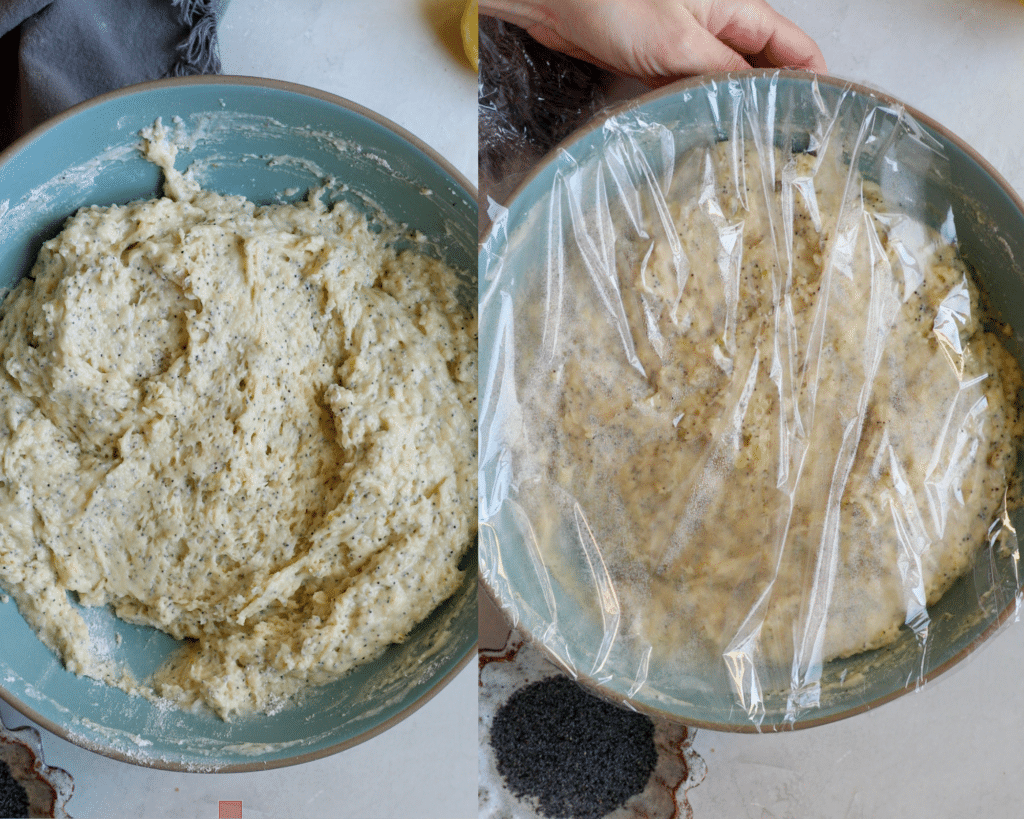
[479, 0, 827, 87]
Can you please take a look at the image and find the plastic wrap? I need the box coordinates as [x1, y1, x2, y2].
[478, 17, 608, 215]
[479, 71, 1024, 730]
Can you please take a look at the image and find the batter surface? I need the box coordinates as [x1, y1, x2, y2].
[0, 122, 476, 718]
[514, 141, 1023, 675]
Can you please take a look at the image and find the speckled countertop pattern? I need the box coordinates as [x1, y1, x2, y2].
[0, 2, 477, 818]
[479, 1, 1024, 817]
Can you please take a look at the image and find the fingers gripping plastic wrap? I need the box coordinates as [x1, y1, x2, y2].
[479, 71, 1024, 731]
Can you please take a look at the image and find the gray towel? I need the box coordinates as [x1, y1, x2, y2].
[0, 0, 224, 149]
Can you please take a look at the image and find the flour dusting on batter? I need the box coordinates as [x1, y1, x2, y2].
[0, 121, 476, 719]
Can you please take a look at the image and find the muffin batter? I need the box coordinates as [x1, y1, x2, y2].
[0, 122, 476, 718]
[515, 140, 1024, 675]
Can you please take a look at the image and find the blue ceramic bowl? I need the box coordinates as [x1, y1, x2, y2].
[0, 76, 477, 770]
[479, 70, 1024, 731]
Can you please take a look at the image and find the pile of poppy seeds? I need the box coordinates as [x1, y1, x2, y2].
[490, 676, 658, 819]
[0, 761, 29, 818]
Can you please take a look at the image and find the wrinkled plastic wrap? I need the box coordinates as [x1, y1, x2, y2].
[478, 17, 608, 217]
[479, 71, 1024, 730]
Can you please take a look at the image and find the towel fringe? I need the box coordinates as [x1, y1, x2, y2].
[170, 0, 222, 76]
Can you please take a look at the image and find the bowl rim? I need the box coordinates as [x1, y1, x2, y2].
[0, 73, 479, 771]
[479, 68, 1024, 242]
[477, 67, 1024, 732]
[0, 73, 476, 199]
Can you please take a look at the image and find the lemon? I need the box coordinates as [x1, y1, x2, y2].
[461, 0, 478, 71]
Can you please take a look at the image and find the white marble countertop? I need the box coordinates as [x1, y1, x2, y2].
[789, 0, 1024, 198]
[0, 2, 477, 818]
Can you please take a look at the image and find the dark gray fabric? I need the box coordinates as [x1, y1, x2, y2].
[0, 0, 45, 33]
[0, 0, 224, 147]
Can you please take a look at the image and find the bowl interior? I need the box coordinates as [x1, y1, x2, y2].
[479, 71, 1024, 730]
[0, 76, 477, 769]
